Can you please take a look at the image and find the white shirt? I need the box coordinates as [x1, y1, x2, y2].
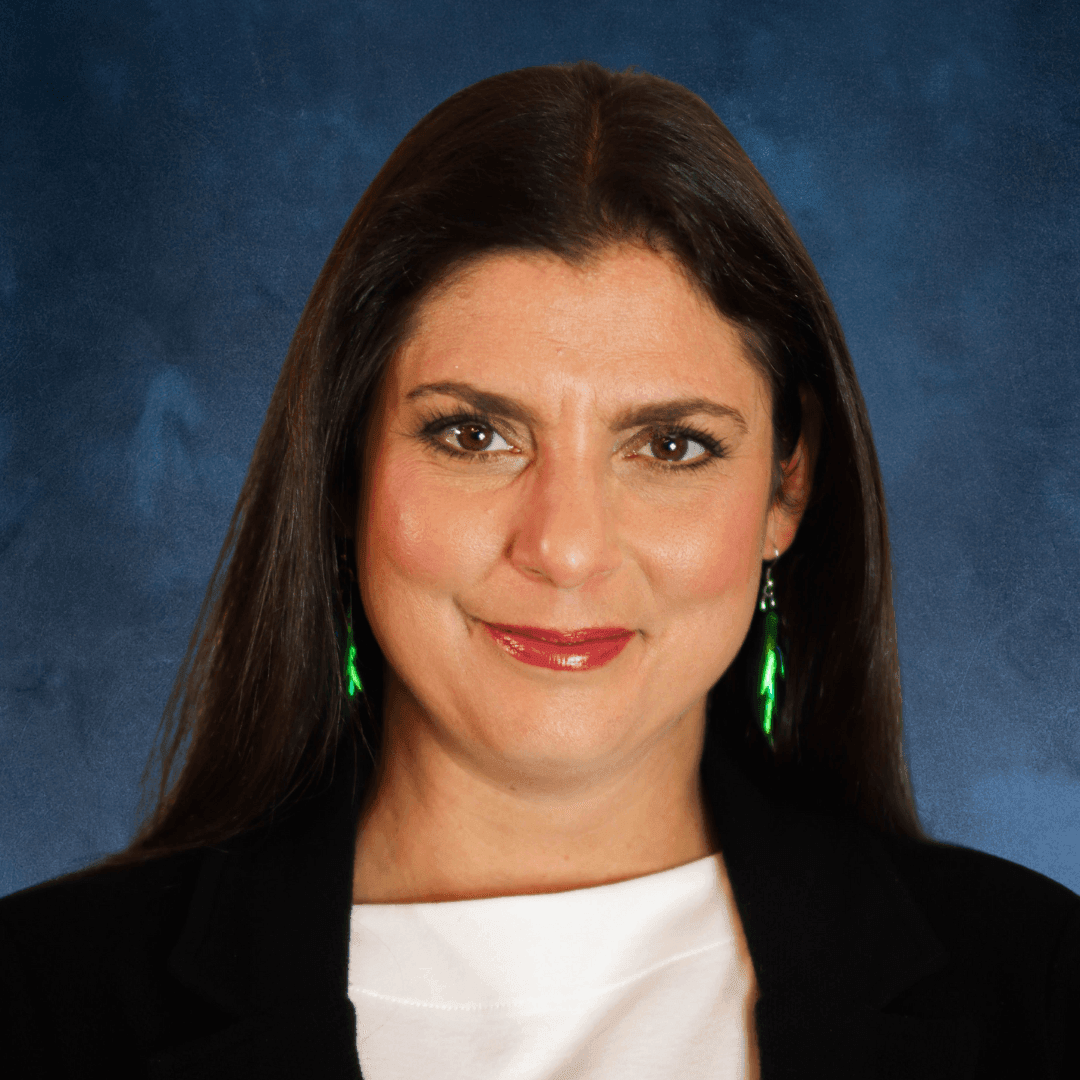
[347, 853, 759, 1080]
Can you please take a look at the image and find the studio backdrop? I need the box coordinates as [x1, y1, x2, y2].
[1, 0, 1078, 896]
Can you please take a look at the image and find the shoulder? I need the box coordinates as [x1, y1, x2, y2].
[0, 851, 229, 1077]
[0, 848, 205, 970]
[875, 830, 1080, 948]
[875, 832, 1080, 1069]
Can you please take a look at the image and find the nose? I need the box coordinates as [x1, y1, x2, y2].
[507, 446, 622, 590]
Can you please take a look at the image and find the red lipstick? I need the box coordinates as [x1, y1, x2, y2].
[482, 623, 635, 671]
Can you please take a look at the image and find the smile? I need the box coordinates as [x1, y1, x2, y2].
[481, 623, 636, 672]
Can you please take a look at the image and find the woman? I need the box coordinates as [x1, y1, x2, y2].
[1, 61, 1076, 1079]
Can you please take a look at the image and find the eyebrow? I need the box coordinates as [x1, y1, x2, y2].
[610, 399, 749, 435]
[406, 381, 539, 426]
[405, 381, 749, 435]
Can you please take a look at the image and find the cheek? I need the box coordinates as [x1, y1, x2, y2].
[361, 451, 499, 593]
[630, 482, 768, 608]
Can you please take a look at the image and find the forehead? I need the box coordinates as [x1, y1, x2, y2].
[389, 246, 769, 419]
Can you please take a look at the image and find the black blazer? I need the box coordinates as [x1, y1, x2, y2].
[2, 736, 1078, 1079]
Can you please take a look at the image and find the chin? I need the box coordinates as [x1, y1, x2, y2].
[446, 676, 694, 784]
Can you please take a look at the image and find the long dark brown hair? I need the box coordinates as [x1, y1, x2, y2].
[110, 60, 920, 867]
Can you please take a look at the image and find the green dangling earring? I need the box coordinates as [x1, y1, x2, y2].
[755, 550, 784, 746]
[344, 603, 363, 698]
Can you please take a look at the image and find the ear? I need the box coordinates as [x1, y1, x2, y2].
[765, 385, 819, 557]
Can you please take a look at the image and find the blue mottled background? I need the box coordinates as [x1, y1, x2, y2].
[2, 0, 1078, 897]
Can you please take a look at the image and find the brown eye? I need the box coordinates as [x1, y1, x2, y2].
[445, 422, 513, 454]
[455, 423, 493, 450]
[650, 434, 690, 461]
[644, 432, 710, 463]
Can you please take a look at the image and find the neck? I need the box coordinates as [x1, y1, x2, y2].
[352, 688, 715, 904]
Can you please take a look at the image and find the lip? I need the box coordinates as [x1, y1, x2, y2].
[482, 622, 635, 672]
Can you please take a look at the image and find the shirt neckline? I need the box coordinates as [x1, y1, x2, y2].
[348, 852, 743, 1008]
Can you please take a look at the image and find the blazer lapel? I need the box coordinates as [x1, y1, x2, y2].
[148, 737, 369, 1080]
[703, 747, 979, 1079]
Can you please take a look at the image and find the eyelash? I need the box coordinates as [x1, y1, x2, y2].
[416, 408, 727, 471]
[642, 426, 727, 470]
[416, 409, 513, 461]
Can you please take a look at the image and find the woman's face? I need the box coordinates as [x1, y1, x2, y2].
[357, 245, 805, 790]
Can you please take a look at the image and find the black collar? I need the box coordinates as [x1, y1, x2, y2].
[152, 736, 977, 1079]
[701, 749, 977, 1076]
[154, 742, 366, 1077]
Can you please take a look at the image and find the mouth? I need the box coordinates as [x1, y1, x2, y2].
[481, 622, 636, 672]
